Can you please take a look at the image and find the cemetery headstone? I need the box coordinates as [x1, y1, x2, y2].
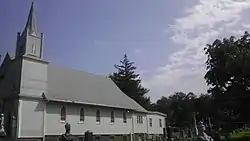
[214, 131, 221, 141]
[59, 122, 77, 141]
[84, 130, 93, 141]
[0, 113, 6, 137]
[187, 129, 192, 138]
[167, 126, 173, 141]
[197, 121, 213, 141]
[180, 129, 184, 138]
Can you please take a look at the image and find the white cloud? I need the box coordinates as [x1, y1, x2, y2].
[145, 0, 250, 102]
[134, 48, 142, 54]
[242, 23, 250, 28]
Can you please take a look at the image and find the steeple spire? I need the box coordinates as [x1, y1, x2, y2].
[23, 1, 38, 35]
[16, 1, 44, 59]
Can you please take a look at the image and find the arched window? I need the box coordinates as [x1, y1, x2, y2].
[123, 112, 127, 123]
[149, 118, 152, 127]
[60, 106, 66, 121]
[80, 108, 85, 122]
[96, 110, 100, 123]
[110, 111, 115, 123]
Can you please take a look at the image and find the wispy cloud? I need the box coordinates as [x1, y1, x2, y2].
[145, 0, 250, 101]
[134, 48, 142, 54]
[242, 23, 250, 28]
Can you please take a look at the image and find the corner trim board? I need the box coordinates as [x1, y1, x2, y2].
[42, 102, 46, 141]
[18, 99, 22, 138]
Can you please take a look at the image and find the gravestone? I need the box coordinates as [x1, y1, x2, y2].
[187, 129, 192, 138]
[0, 113, 6, 137]
[197, 121, 213, 141]
[180, 129, 184, 138]
[59, 123, 77, 141]
[84, 130, 93, 141]
[167, 126, 173, 141]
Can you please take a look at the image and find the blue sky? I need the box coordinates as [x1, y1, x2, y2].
[1, 0, 250, 101]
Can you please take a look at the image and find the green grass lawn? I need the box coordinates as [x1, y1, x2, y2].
[230, 129, 250, 138]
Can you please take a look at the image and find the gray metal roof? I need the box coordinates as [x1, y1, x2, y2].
[46, 64, 147, 112]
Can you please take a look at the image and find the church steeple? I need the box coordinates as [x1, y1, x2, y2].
[15, 1, 44, 60]
[23, 1, 38, 36]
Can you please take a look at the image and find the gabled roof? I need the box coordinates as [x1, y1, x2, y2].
[147, 111, 167, 117]
[0, 53, 13, 74]
[45, 64, 147, 112]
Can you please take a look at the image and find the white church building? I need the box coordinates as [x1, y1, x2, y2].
[0, 2, 167, 141]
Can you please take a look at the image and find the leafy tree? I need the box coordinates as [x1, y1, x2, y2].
[109, 54, 151, 109]
[169, 92, 197, 127]
[153, 92, 198, 127]
[204, 31, 250, 122]
[195, 94, 216, 123]
[152, 96, 173, 124]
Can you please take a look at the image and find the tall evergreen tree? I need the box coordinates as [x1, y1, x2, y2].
[109, 54, 151, 109]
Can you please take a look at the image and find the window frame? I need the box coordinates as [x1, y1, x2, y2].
[123, 112, 127, 124]
[149, 118, 152, 127]
[60, 106, 66, 123]
[159, 119, 162, 127]
[137, 115, 143, 124]
[110, 111, 115, 124]
[79, 108, 85, 123]
[96, 109, 101, 124]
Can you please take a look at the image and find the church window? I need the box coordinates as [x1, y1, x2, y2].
[96, 110, 100, 124]
[79, 108, 85, 122]
[159, 119, 162, 127]
[149, 118, 152, 127]
[60, 106, 66, 122]
[137, 116, 143, 124]
[123, 112, 127, 123]
[110, 111, 115, 123]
